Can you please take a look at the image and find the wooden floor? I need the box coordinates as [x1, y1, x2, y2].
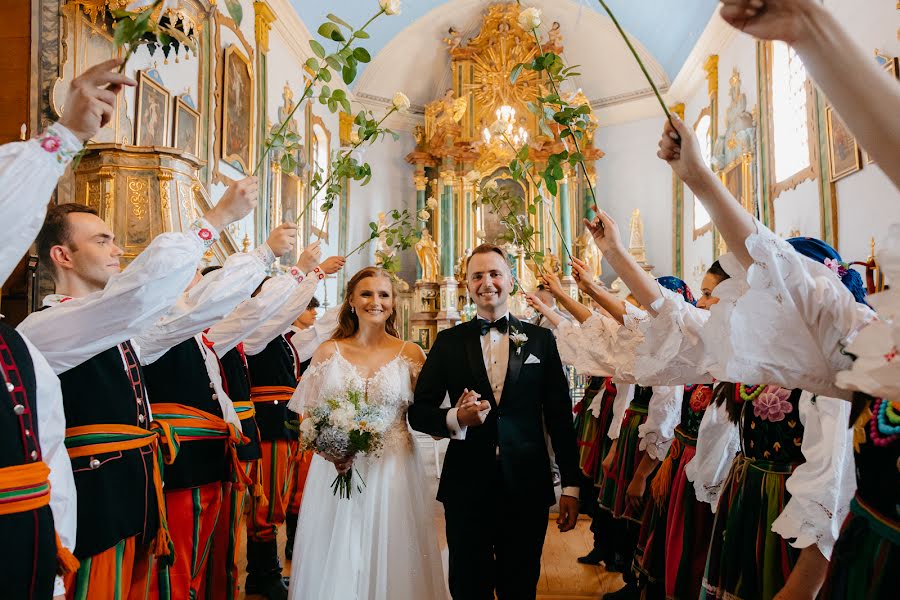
[239, 435, 624, 599]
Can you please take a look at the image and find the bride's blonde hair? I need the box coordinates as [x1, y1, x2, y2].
[330, 266, 399, 340]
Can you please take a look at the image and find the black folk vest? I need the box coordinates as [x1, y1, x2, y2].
[220, 347, 261, 461]
[0, 323, 56, 597]
[58, 340, 158, 559]
[142, 337, 229, 489]
[245, 335, 299, 441]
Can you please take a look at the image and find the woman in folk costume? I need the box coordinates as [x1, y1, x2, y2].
[821, 225, 900, 598]
[584, 207, 858, 600]
[525, 267, 622, 568]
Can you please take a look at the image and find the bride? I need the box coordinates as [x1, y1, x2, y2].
[286, 266, 448, 600]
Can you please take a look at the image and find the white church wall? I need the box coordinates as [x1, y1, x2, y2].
[594, 117, 674, 279]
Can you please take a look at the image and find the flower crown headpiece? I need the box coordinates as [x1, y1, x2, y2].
[824, 257, 850, 279]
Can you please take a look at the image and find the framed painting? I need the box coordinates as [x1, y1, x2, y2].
[825, 105, 861, 181]
[173, 96, 200, 156]
[134, 71, 170, 147]
[222, 45, 254, 173]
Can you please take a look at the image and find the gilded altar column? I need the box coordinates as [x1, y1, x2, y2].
[254, 2, 277, 243]
[413, 174, 428, 280]
[437, 169, 459, 326]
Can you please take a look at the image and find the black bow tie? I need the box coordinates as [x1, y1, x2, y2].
[479, 317, 509, 336]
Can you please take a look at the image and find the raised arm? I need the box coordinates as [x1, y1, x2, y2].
[0, 60, 134, 284]
[539, 270, 593, 323]
[571, 257, 627, 323]
[583, 211, 664, 312]
[657, 118, 755, 268]
[719, 0, 900, 190]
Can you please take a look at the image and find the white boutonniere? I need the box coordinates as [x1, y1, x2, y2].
[509, 327, 528, 355]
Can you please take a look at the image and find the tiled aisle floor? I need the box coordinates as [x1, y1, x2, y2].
[240, 434, 624, 599]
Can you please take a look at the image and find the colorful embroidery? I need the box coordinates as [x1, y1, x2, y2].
[35, 125, 81, 164]
[189, 220, 218, 248]
[689, 384, 712, 413]
[752, 386, 793, 422]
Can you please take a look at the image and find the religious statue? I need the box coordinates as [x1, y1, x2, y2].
[413, 125, 426, 148]
[544, 248, 562, 278]
[628, 208, 647, 264]
[545, 21, 563, 54]
[415, 228, 440, 283]
[375, 212, 394, 264]
[574, 229, 602, 277]
[424, 89, 468, 142]
[444, 27, 463, 51]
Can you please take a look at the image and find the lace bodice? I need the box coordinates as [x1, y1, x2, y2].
[288, 343, 423, 454]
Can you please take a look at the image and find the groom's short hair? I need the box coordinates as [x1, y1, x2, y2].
[466, 243, 508, 271]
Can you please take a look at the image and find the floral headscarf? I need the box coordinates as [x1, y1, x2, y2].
[656, 275, 696, 306]
[787, 237, 867, 304]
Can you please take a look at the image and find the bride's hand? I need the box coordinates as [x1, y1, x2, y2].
[321, 451, 355, 474]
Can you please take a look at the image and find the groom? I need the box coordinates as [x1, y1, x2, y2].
[410, 243, 580, 600]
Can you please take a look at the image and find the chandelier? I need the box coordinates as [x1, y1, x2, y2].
[482, 105, 528, 147]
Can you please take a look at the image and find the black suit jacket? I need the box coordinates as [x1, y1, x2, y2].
[409, 316, 579, 507]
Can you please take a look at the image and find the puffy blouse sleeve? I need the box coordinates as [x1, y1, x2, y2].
[287, 350, 333, 414]
[554, 308, 645, 381]
[685, 400, 741, 511]
[632, 284, 716, 386]
[638, 385, 684, 460]
[606, 383, 634, 440]
[702, 220, 875, 399]
[771, 393, 855, 559]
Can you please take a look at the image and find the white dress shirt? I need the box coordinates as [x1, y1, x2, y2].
[0, 123, 82, 285]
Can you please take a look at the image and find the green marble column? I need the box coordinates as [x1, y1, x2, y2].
[559, 179, 572, 276]
[440, 182, 455, 277]
[464, 187, 473, 251]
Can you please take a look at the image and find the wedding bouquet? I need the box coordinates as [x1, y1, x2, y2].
[298, 389, 388, 499]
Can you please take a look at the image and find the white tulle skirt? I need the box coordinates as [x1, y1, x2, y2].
[288, 437, 449, 600]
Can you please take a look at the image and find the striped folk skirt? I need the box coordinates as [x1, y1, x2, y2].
[819, 496, 899, 600]
[598, 405, 648, 521]
[701, 455, 800, 600]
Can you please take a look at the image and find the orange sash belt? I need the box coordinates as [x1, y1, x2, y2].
[0, 461, 81, 574]
[250, 385, 294, 404]
[150, 403, 252, 492]
[64, 423, 172, 561]
[232, 401, 266, 499]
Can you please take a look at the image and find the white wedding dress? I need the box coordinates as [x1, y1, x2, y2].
[286, 342, 449, 600]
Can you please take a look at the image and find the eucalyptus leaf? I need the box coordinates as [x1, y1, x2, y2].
[309, 40, 326, 58]
[326, 13, 352, 29]
[353, 47, 371, 63]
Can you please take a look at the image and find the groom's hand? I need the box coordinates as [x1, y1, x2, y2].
[457, 389, 490, 427]
[556, 495, 579, 532]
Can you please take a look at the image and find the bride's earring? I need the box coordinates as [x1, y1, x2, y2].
[350, 306, 356, 314]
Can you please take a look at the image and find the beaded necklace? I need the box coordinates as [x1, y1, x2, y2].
[869, 398, 900, 447]
[737, 383, 765, 403]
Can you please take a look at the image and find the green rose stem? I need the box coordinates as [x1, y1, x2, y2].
[517, 1, 599, 216]
[596, 0, 674, 129]
[344, 217, 406, 258]
[304, 106, 399, 232]
[500, 132, 572, 264]
[253, 8, 386, 176]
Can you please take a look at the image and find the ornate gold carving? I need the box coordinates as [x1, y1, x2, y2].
[339, 111, 354, 147]
[439, 170, 456, 186]
[670, 102, 686, 120]
[413, 175, 428, 191]
[253, 1, 277, 53]
[704, 55, 719, 98]
[127, 177, 149, 221]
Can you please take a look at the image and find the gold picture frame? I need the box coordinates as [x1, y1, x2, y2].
[172, 96, 200, 157]
[134, 71, 170, 147]
[222, 45, 254, 173]
[825, 105, 861, 181]
[719, 154, 755, 217]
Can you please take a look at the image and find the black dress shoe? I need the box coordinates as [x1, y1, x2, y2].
[604, 583, 640, 600]
[577, 547, 604, 565]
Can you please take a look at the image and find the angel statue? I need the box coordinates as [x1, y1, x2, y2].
[574, 229, 603, 277]
[375, 212, 395, 263]
[414, 228, 440, 283]
[444, 26, 463, 51]
[545, 21, 564, 54]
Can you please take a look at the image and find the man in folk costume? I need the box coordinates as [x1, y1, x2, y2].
[0, 59, 130, 599]
[281, 294, 322, 560]
[239, 260, 341, 598]
[137, 221, 300, 600]
[18, 180, 257, 600]
[200, 247, 343, 600]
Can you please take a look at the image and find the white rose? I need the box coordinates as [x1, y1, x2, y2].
[484, 180, 498, 191]
[329, 407, 354, 430]
[418, 209, 431, 221]
[391, 91, 410, 112]
[379, 0, 401, 16]
[465, 169, 481, 183]
[426, 196, 438, 210]
[518, 7, 542, 31]
[349, 129, 361, 145]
